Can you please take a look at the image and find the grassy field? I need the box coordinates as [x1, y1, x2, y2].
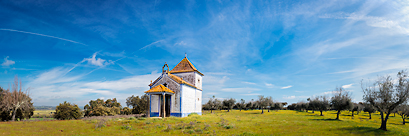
[1, 110, 409, 135]
[31, 110, 55, 120]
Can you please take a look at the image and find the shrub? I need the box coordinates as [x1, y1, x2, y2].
[54, 101, 82, 120]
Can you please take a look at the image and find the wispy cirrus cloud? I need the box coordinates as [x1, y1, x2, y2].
[281, 85, 292, 89]
[0, 29, 87, 46]
[1, 56, 15, 66]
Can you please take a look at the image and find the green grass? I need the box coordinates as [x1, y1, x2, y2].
[1, 110, 409, 135]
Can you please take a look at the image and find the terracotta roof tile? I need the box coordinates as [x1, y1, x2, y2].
[169, 57, 203, 76]
[144, 84, 175, 94]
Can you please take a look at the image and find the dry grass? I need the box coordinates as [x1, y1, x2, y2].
[1, 110, 409, 135]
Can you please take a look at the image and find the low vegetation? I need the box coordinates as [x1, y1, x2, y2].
[1, 110, 409, 135]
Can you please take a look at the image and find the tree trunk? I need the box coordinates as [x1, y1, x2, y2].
[403, 118, 406, 125]
[12, 108, 17, 121]
[228, 109, 230, 112]
[306, 109, 308, 112]
[268, 109, 270, 112]
[312, 110, 314, 113]
[240, 109, 242, 111]
[379, 112, 389, 131]
[320, 110, 323, 116]
[352, 111, 354, 117]
[369, 113, 372, 119]
[336, 110, 341, 120]
[211, 109, 213, 113]
[261, 108, 264, 114]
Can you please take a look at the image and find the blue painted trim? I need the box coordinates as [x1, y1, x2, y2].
[151, 112, 202, 117]
[150, 112, 160, 117]
[170, 113, 182, 117]
[152, 74, 165, 87]
[149, 94, 151, 117]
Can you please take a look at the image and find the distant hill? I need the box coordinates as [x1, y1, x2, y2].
[34, 106, 56, 110]
[34, 106, 85, 110]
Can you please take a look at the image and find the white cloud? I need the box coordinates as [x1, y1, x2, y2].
[83, 52, 113, 67]
[1, 56, 15, 66]
[342, 84, 353, 89]
[283, 96, 296, 99]
[281, 85, 292, 89]
[282, 95, 309, 100]
[265, 83, 274, 88]
[174, 41, 187, 46]
[28, 66, 160, 106]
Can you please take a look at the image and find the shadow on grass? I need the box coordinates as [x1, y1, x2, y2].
[309, 118, 340, 121]
[336, 126, 389, 135]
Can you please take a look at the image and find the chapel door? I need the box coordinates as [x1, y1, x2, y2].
[165, 95, 171, 117]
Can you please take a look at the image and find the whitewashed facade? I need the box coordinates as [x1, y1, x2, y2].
[145, 57, 203, 117]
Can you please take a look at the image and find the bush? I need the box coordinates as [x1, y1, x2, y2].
[54, 101, 82, 120]
[122, 107, 132, 115]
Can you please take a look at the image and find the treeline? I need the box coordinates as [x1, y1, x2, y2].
[285, 70, 409, 131]
[203, 95, 286, 114]
[54, 94, 149, 120]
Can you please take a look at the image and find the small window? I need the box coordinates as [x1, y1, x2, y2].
[198, 79, 200, 83]
[163, 83, 167, 87]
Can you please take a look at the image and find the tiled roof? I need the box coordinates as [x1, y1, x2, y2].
[167, 73, 196, 88]
[169, 57, 203, 76]
[144, 84, 175, 94]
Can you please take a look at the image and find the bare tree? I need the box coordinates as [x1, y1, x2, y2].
[0, 76, 33, 121]
[362, 70, 409, 131]
[331, 87, 353, 120]
[396, 104, 409, 125]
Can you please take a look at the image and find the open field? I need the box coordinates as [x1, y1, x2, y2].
[31, 110, 55, 120]
[1, 110, 409, 135]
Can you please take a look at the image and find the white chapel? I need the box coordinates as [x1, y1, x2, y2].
[144, 56, 203, 117]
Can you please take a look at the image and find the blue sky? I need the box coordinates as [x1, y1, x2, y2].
[1, 0, 409, 106]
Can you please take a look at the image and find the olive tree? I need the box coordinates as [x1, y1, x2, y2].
[236, 99, 246, 111]
[317, 96, 330, 116]
[351, 103, 363, 117]
[126, 95, 149, 114]
[396, 104, 409, 125]
[363, 103, 376, 119]
[222, 98, 236, 112]
[331, 87, 353, 120]
[362, 70, 409, 131]
[257, 95, 270, 114]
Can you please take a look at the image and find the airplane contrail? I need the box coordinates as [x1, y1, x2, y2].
[0, 28, 87, 46]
